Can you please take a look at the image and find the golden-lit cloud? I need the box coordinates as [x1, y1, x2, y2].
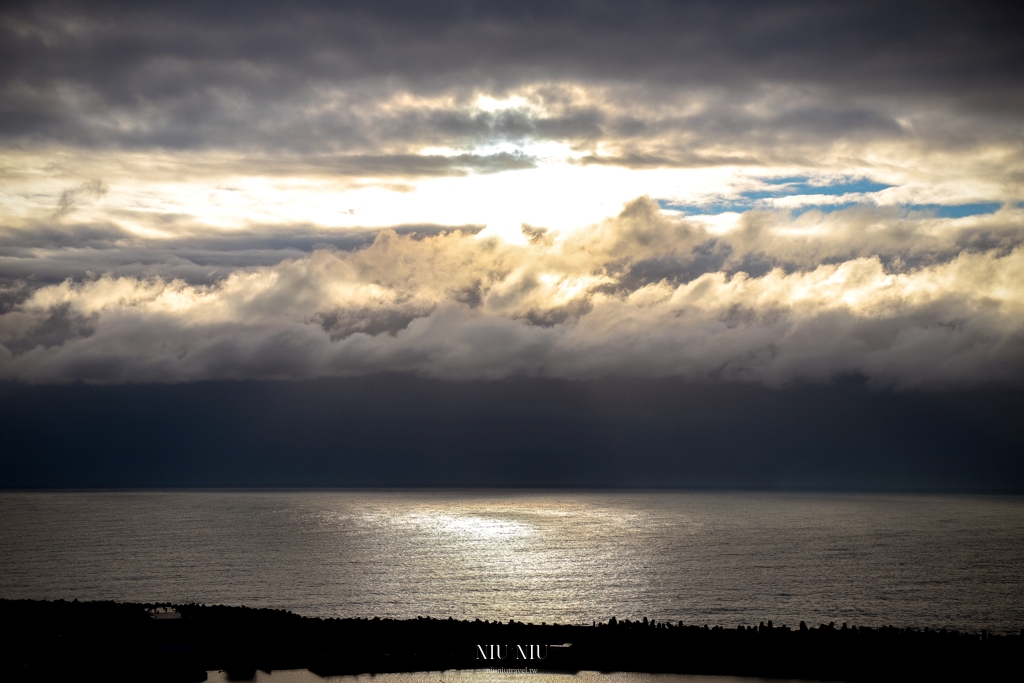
[2, 198, 1022, 385]
[3, 1, 1023, 385]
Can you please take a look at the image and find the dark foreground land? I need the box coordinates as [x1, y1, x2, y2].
[1, 600, 1020, 682]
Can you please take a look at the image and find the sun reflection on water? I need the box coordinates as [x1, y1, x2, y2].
[406, 513, 534, 540]
[316, 494, 677, 625]
[205, 670, 767, 683]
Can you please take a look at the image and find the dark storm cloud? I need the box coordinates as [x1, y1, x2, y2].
[0, 221, 483, 286]
[2, 376, 1023, 490]
[1, 0, 1020, 153]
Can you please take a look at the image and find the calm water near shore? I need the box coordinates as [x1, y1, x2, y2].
[205, 671, 790, 683]
[1, 490, 1022, 633]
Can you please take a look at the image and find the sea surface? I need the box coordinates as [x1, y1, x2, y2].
[1, 490, 1023, 633]
[205, 671, 789, 683]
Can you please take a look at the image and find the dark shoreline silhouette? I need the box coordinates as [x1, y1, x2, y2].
[1, 599, 1019, 682]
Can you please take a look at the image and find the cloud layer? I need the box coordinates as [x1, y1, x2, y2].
[3, 198, 1022, 385]
[3, 1, 1023, 158]
[2, 1, 1023, 385]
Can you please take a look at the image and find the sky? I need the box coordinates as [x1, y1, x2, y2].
[1, 0, 1022, 488]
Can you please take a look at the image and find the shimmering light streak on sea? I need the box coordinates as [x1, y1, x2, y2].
[1, 491, 1023, 633]
[325, 496, 679, 621]
[204, 670, 780, 683]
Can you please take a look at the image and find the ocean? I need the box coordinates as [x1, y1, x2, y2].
[1, 490, 1022, 633]
[206, 670, 793, 683]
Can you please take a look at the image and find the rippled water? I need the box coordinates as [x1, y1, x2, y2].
[204, 671, 780, 683]
[2, 491, 1022, 632]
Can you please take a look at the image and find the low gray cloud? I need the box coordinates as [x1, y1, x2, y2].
[310, 152, 536, 177]
[52, 179, 106, 218]
[8, 196, 1020, 290]
[0, 221, 482, 286]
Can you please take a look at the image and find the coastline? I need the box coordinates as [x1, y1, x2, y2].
[1, 600, 1019, 683]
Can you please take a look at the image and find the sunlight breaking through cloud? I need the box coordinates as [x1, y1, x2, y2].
[2, 1, 1023, 386]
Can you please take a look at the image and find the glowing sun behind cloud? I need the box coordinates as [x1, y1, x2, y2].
[1, 1, 1022, 388]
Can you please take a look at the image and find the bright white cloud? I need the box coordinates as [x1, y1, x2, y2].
[3, 198, 1022, 385]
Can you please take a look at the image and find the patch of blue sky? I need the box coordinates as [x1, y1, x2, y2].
[742, 176, 893, 200]
[659, 175, 895, 215]
[657, 198, 753, 215]
[906, 202, 1003, 218]
[659, 198, 1004, 219]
